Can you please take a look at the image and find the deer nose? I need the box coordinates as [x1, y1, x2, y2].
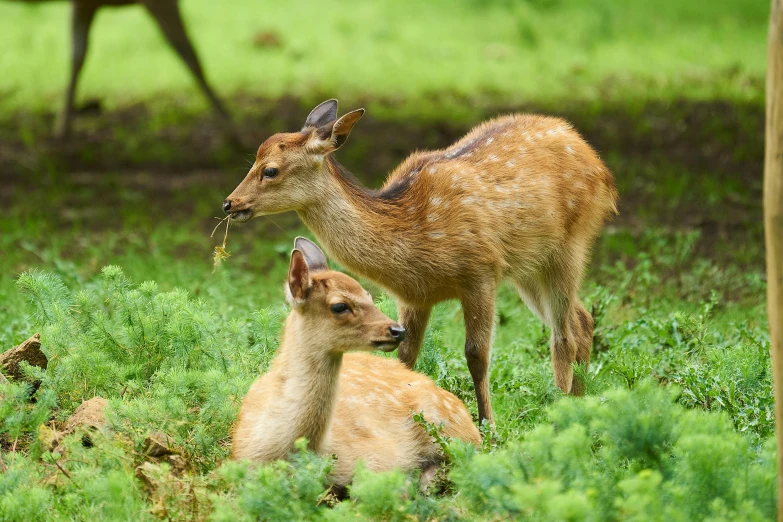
[222, 200, 232, 214]
[389, 325, 406, 342]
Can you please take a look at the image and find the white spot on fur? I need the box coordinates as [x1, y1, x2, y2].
[506, 160, 516, 168]
[568, 200, 576, 209]
[463, 196, 478, 205]
[565, 145, 575, 155]
[429, 231, 445, 239]
[430, 196, 443, 207]
[427, 166, 437, 174]
[427, 213, 438, 222]
[485, 137, 494, 145]
[535, 132, 544, 139]
[563, 171, 572, 179]
[488, 154, 499, 162]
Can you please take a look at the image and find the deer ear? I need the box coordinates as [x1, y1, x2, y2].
[294, 237, 329, 272]
[287, 249, 311, 304]
[303, 99, 338, 130]
[308, 108, 365, 153]
[330, 109, 364, 149]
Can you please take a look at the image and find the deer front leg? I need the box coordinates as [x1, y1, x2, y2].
[142, 0, 231, 121]
[397, 303, 432, 369]
[55, 2, 97, 139]
[461, 284, 496, 427]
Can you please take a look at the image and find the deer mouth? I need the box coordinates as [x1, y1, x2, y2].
[371, 340, 401, 352]
[230, 210, 253, 223]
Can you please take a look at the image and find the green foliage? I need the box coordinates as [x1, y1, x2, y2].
[0, 382, 54, 450]
[13, 266, 276, 471]
[210, 440, 333, 522]
[449, 383, 774, 521]
[0, 242, 775, 520]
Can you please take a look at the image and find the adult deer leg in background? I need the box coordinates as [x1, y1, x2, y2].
[142, 0, 231, 123]
[54, 1, 97, 139]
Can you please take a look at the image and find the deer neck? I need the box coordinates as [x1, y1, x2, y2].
[274, 314, 343, 452]
[297, 157, 410, 278]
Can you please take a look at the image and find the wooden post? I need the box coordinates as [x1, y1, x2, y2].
[766, 1, 783, 518]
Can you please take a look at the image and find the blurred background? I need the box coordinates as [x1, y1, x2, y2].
[0, 0, 769, 346]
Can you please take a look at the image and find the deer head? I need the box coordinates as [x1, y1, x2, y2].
[285, 237, 405, 353]
[223, 100, 364, 222]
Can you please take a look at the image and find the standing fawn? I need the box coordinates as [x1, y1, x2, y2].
[232, 237, 480, 486]
[224, 100, 618, 426]
[7, 0, 230, 138]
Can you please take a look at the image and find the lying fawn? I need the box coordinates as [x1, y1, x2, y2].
[8, 0, 230, 138]
[224, 100, 618, 426]
[232, 237, 480, 485]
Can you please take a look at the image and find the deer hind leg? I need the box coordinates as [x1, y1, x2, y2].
[538, 252, 594, 396]
[461, 282, 497, 427]
[142, 0, 231, 121]
[55, 2, 98, 139]
[397, 303, 432, 369]
[569, 301, 594, 395]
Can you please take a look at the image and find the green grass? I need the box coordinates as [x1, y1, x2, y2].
[0, 0, 768, 118]
[0, 148, 774, 518]
[0, 0, 774, 518]
[0, 218, 774, 519]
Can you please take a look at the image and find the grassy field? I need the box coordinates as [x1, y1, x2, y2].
[0, 0, 769, 118]
[0, 0, 776, 520]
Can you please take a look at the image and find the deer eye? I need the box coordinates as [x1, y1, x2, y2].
[330, 303, 350, 314]
[263, 167, 279, 178]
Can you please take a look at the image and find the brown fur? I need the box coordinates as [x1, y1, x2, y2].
[225, 100, 619, 426]
[231, 239, 481, 485]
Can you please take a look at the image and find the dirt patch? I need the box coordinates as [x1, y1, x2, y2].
[0, 96, 765, 262]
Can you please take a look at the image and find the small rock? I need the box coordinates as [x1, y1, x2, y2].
[64, 396, 108, 432]
[135, 461, 161, 490]
[144, 432, 174, 458]
[0, 334, 47, 381]
[164, 454, 188, 475]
